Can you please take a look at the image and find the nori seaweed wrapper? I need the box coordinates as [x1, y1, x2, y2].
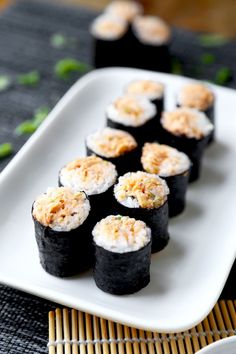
[113, 199, 169, 253]
[159, 128, 210, 182]
[86, 145, 141, 175]
[106, 117, 159, 145]
[93, 241, 151, 295]
[152, 96, 164, 120]
[162, 170, 190, 217]
[32, 212, 93, 277]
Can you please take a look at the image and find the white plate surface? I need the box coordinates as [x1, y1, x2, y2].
[0, 68, 236, 332]
[195, 337, 236, 354]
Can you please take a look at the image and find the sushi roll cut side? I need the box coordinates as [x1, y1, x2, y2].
[105, 0, 143, 23]
[125, 79, 165, 120]
[86, 127, 140, 174]
[114, 171, 170, 253]
[131, 16, 172, 72]
[141, 142, 191, 217]
[93, 215, 151, 295]
[177, 82, 215, 143]
[32, 187, 92, 277]
[161, 108, 214, 182]
[90, 13, 129, 68]
[106, 95, 157, 144]
[59, 155, 117, 220]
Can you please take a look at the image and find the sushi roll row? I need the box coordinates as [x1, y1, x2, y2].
[90, 0, 172, 72]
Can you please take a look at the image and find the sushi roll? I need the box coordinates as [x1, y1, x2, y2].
[105, 0, 143, 23]
[32, 187, 92, 277]
[114, 171, 169, 253]
[131, 15, 172, 72]
[141, 142, 191, 217]
[93, 215, 151, 295]
[90, 13, 129, 68]
[86, 127, 140, 174]
[125, 79, 165, 121]
[161, 108, 214, 182]
[59, 156, 117, 220]
[106, 95, 157, 144]
[177, 82, 215, 143]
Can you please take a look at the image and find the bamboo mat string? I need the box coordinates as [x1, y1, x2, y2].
[48, 301, 236, 353]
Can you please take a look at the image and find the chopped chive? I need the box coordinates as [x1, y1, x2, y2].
[15, 121, 37, 135]
[0, 75, 11, 91]
[171, 58, 183, 75]
[0, 143, 13, 159]
[200, 53, 216, 65]
[17, 71, 40, 86]
[50, 33, 67, 48]
[32, 106, 50, 128]
[214, 67, 232, 85]
[199, 34, 229, 47]
[54, 58, 90, 80]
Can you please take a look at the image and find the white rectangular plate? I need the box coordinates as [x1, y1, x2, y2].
[0, 68, 236, 332]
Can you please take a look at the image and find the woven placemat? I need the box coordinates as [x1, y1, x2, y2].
[48, 300, 236, 354]
[0, 1, 236, 353]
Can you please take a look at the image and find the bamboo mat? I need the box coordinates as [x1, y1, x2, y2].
[48, 300, 236, 354]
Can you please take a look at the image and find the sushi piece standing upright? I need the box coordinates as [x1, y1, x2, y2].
[59, 156, 117, 220]
[161, 108, 214, 182]
[177, 82, 215, 143]
[125, 79, 165, 121]
[141, 142, 191, 217]
[106, 95, 157, 144]
[131, 15, 172, 72]
[93, 215, 151, 295]
[90, 13, 129, 68]
[114, 171, 170, 253]
[86, 127, 140, 175]
[32, 187, 92, 277]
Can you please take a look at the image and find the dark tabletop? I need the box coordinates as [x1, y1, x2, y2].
[0, 1, 235, 352]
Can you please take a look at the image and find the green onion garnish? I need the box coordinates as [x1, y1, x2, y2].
[214, 67, 232, 85]
[17, 71, 41, 86]
[171, 58, 183, 75]
[199, 34, 229, 47]
[15, 121, 37, 135]
[0, 143, 13, 159]
[50, 33, 67, 48]
[200, 53, 216, 65]
[54, 58, 90, 80]
[15, 106, 50, 136]
[32, 106, 50, 128]
[0, 75, 11, 92]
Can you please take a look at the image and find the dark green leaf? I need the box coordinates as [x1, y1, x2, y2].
[0, 143, 13, 159]
[214, 67, 232, 85]
[200, 53, 216, 65]
[15, 121, 37, 135]
[17, 71, 41, 86]
[199, 34, 229, 47]
[54, 58, 90, 80]
[0, 75, 11, 91]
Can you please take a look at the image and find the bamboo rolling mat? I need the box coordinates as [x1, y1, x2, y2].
[48, 300, 236, 354]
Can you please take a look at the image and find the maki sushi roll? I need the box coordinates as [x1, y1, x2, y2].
[125, 79, 165, 122]
[93, 215, 151, 295]
[59, 156, 117, 220]
[106, 95, 157, 144]
[114, 171, 169, 253]
[32, 187, 92, 277]
[131, 16, 172, 72]
[177, 82, 215, 143]
[90, 13, 129, 68]
[105, 0, 143, 23]
[141, 142, 191, 217]
[161, 108, 214, 182]
[86, 127, 140, 174]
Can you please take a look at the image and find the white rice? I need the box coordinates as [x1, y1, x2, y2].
[106, 95, 156, 127]
[177, 82, 214, 111]
[132, 15, 171, 45]
[59, 156, 117, 196]
[90, 13, 128, 40]
[125, 79, 164, 100]
[141, 142, 191, 177]
[33, 187, 90, 232]
[161, 108, 214, 139]
[92, 215, 151, 253]
[114, 171, 169, 209]
[105, 0, 143, 22]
